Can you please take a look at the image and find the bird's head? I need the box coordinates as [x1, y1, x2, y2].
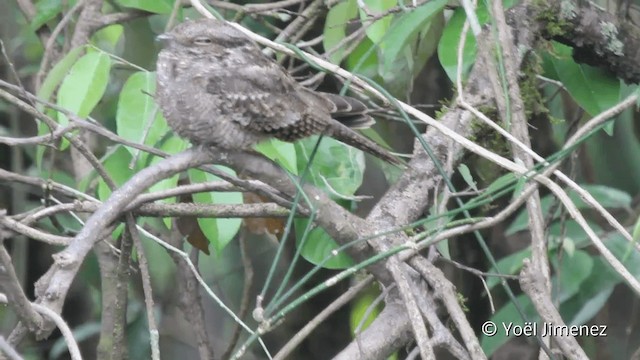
[157, 18, 259, 62]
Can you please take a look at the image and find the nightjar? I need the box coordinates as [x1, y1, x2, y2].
[155, 18, 401, 165]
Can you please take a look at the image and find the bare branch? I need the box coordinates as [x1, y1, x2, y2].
[0, 243, 44, 334]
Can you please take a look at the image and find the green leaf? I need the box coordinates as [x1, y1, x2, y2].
[295, 219, 354, 269]
[506, 184, 631, 235]
[438, 0, 517, 82]
[558, 255, 619, 327]
[147, 136, 185, 202]
[458, 163, 478, 191]
[31, 0, 64, 31]
[323, 0, 358, 64]
[564, 283, 613, 326]
[91, 24, 124, 53]
[152, 135, 188, 228]
[380, 0, 446, 73]
[483, 173, 517, 200]
[437, 7, 478, 82]
[547, 221, 603, 248]
[115, 0, 173, 13]
[295, 136, 366, 198]
[36, 46, 84, 169]
[139, 231, 177, 295]
[158, 135, 189, 155]
[487, 221, 602, 290]
[485, 234, 636, 357]
[550, 42, 621, 117]
[255, 139, 298, 174]
[117, 72, 169, 156]
[632, 215, 640, 242]
[486, 247, 531, 290]
[377, 2, 445, 96]
[551, 250, 594, 303]
[97, 146, 134, 201]
[602, 233, 640, 275]
[349, 285, 383, 335]
[346, 37, 379, 79]
[574, 185, 631, 208]
[188, 168, 242, 254]
[38, 47, 84, 109]
[57, 51, 111, 126]
[360, 0, 396, 44]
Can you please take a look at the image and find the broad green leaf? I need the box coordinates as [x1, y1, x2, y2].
[359, 0, 396, 44]
[97, 146, 134, 201]
[91, 24, 124, 53]
[546, 221, 602, 248]
[380, 0, 446, 75]
[551, 250, 594, 303]
[561, 257, 616, 326]
[139, 231, 177, 295]
[159, 135, 189, 155]
[603, 233, 640, 275]
[31, 0, 65, 31]
[295, 219, 354, 269]
[550, 43, 620, 117]
[506, 185, 630, 235]
[57, 51, 111, 126]
[255, 139, 298, 174]
[485, 234, 637, 357]
[488, 221, 602, 289]
[153, 135, 189, 228]
[437, 6, 479, 82]
[188, 168, 242, 254]
[346, 37, 379, 79]
[438, 0, 517, 82]
[115, 0, 173, 13]
[379, 10, 445, 97]
[633, 215, 640, 242]
[349, 285, 383, 335]
[565, 284, 613, 326]
[323, 0, 358, 64]
[36, 46, 84, 169]
[147, 136, 185, 201]
[38, 47, 84, 109]
[116, 71, 169, 156]
[579, 185, 632, 209]
[486, 247, 532, 290]
[295, 136, 366, 198]
[484, 173, 517, 199]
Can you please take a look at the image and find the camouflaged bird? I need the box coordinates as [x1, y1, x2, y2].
[155, 18, 401, 165]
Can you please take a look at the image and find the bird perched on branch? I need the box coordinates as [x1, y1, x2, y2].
[155, 18, 402, 166]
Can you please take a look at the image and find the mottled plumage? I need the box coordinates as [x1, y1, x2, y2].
[156, 18, 400, 165]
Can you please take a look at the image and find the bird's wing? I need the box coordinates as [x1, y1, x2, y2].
[302, 91, 375, 129]
[205, 62, 323, 134]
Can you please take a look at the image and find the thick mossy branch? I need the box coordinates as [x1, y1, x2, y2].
[531, 0, 640, 83]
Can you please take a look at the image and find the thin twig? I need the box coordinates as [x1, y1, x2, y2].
[0, 244, 45, 333]
[0, 214, 72, 245]
[273, 277, 373, 360]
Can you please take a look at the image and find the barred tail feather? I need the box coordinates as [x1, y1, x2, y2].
[329, 122, 404, 167]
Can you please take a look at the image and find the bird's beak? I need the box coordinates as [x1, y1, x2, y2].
[156, 33, 174, 46]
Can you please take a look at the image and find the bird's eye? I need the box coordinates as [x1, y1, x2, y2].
[194, 37, 213, 45]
